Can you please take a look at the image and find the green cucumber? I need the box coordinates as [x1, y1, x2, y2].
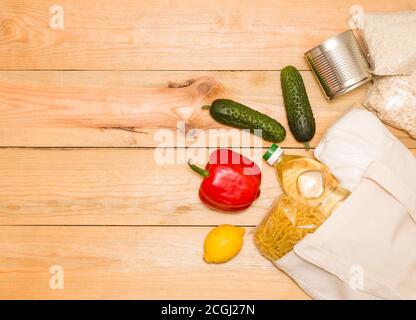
[280, 65, 316, 150]
[203, 99, 286, 143]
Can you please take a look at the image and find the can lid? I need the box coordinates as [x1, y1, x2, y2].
[263, 144, 283, 165]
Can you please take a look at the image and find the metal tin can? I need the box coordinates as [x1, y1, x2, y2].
[305, 30, 371, 100]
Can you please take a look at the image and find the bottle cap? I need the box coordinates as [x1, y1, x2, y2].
[263, 144, 283, 165]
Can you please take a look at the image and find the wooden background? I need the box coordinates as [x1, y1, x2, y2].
[0, 0, 415, 299]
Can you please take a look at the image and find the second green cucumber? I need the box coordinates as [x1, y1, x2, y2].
[280, 65, 316, 150]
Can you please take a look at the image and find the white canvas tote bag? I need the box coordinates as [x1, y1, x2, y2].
[275, 110, 416, 300]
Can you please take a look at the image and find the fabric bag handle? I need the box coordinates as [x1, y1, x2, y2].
[363, 161, 416, 223]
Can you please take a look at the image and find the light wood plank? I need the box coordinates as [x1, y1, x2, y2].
[0, 71, 414, 148]
[0, 148, 414, 226]
[0, 226, 308, 299]
[1, 0, 415, 301]
[0, 148, 291, 226]
[0, 1, 414, 70]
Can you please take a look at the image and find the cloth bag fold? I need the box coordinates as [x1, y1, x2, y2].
[274, 109, 416, 299]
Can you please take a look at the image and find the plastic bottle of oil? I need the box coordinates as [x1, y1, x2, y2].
[263, 144, 350, 216]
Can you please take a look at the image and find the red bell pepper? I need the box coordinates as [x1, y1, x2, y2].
[188, 149, 261, 212]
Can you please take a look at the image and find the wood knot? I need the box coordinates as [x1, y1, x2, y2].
[191, 77, 224, 102]
[197, 82, 212, 95]
[168, 79, 195, 88]
[167, 76, 224, 103]
[0, 18, 20, 39]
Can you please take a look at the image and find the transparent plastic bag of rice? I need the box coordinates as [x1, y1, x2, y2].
[349, 10, 416, 75]
[363, 73, 416, 139]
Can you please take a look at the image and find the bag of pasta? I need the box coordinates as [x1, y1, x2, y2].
[255, 144, 350, 261]
[254, 195, 327, 261]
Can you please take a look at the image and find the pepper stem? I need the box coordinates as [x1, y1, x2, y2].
[201, 105, 211, 110]
[188, 159, 210, 178]
[304, 141, 310, 150]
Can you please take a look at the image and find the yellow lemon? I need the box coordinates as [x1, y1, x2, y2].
[203, 224, 245, 264]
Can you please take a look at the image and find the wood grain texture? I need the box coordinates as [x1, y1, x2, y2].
[0, 226, 308, 299]
[0, 148, 298, 226]
[1, 0, 416, 300]
[0, 0, 414, 70]
[0, 70, 414, 148]
[0, 148, 415, 226]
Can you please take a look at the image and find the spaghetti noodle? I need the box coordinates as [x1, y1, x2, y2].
[254, 195, 326, 261]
